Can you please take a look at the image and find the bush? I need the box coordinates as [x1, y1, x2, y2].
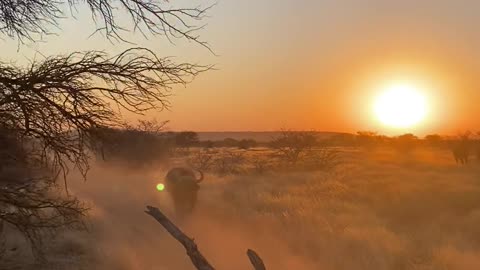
[238, 139, 257, 150]
[221, 138, 239, 148]
[304, 147, 341, 172]
[174, 131, 200, 149]
[90, 120, 175, 168]
[201, 140, 215, 149]
[270, 129, 317, 164]
[0, 127, 87, 260]
[392, 133, 419, 153]
[424, 134, 443, 147]
[213, 150, 246, 175]
[250, 156, 273, 175]
[187, 149, 215, 172]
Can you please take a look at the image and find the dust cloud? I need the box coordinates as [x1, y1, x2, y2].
[7, 147, 480, 270]
[62, 163, 317, 270]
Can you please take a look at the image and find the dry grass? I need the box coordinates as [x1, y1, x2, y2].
[209, 147, 480, 270]
[3, 146, 480, 270]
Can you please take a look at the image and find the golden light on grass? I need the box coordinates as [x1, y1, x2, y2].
[373, 82, 428, 129]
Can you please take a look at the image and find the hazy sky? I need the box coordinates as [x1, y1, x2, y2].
[4, 0, 480, 135]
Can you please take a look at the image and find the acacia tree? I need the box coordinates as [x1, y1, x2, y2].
[175, 131, 200, 149]
[89, 119, 174, 168]
[0, 0, 213, 261]
[270, 129, 317, 164]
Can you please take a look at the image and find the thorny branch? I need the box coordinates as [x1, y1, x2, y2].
[0, 180, 88, 260]
[0, 128, 88, 260]
[0, 47, 209, 260]
[0, 0, 215, 51]
[0, 47, 210, 184]
[0, 0, 214, 264]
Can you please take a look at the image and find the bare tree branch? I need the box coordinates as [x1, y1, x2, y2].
[0, 128, 88, 261]
[0, 47, 211, 183]
[0, 0, 215, 51]
[0, 0, 215, 264]
[0, 181, 88, 260]
[145, 206, 268, 270]
[247, 249, 267, 270]
[145, 205, 215, 270]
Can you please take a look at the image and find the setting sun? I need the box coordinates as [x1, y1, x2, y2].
[374, 83, 428, 128]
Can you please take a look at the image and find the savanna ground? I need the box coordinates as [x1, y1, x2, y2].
[3, 146, 480, 270]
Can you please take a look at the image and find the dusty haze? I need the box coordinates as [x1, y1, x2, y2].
[4, 145, 480, 270]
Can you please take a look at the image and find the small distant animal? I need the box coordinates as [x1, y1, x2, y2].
[164, 167, 204, 217]
[452, 142, 470, 165]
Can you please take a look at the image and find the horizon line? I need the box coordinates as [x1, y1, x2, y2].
[163, 130, 461, 137]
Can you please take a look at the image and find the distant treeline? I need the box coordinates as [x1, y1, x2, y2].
[90, 125, 477, 153]
[87, 124, 480, 168]
[199, 131, 478, 149]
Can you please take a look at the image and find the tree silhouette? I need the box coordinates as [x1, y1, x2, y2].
[425, 134, 443, 147]
[175, 131, 200, 149]
[271, 129, 317, 164]
[0, 0, 213, 262]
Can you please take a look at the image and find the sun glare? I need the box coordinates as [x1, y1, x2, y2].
[374, 83, 428, 128]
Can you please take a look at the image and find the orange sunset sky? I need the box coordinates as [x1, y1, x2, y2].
[3, 0, 480, 136]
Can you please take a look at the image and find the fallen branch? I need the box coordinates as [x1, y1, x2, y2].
[145, 206, 214, 270]
[247, 249, 266, 270]
[144, 205, 267, 270]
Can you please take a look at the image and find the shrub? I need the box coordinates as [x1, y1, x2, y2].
[270, 129, 317, 164]
[187, 149, 215, 172]
[304, 147, 341, 172]
[174, 131, 200, 149]
[90, 120, 175, 168]
[238, 139, 257, 150]
[250, 156, 273, 175]
[213, 150, 246, 175]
